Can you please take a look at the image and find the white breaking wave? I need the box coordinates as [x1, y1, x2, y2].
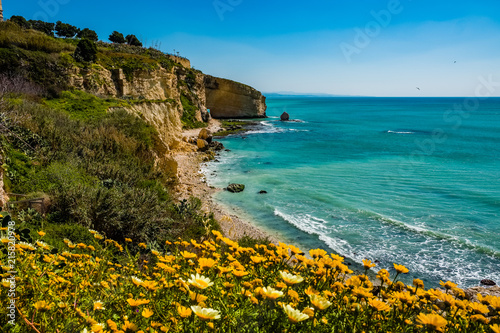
[387, 130, 414, 134]
[274, 209, 329, 235]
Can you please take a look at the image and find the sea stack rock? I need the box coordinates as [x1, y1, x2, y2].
[227, 183, 245, 193]
[280, 112, 290, 121]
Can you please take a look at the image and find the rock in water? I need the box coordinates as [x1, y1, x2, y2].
[227, 183, 245, 193]
[280, 112, 290, 121]
[481, 279, 496, 286]
[258, 190, 268, 194]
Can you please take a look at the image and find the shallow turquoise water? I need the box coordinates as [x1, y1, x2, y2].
[202, 97, 500, 288]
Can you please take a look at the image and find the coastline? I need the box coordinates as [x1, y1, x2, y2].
[173, 119, 499, 293]
[174, 119, 281, 245]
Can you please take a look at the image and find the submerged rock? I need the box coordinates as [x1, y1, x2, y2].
[481, 279, 496, 286]
[227, 183, 245, 193]
[280, 112, 290, 121]
[258, 190, 268, 194]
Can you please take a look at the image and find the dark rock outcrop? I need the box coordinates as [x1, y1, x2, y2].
[227, 183, 245, 193]
[258, 190, 268, 194]
[481, 279, 496, 286]
[280, 112, 290, 121]
[205, 75, 267, 119]
[209, 141, 224, 151]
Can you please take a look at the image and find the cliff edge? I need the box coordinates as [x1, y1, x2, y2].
[205, 75, 267, 119]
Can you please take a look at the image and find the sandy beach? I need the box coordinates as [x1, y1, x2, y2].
[173, 119, 280, 244]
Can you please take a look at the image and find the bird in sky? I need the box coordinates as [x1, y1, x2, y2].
[416, 87, 420, 90]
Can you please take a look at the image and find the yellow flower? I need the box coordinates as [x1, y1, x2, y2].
[488, 296, 500, 311]
[177, 305, 192, 318]
[93, 301, 105, 311]
[91, 323, 105, 332]
[131, 276, 144, 286]
[309, 248, 327, 258]
[490, 324, 500, 333]
[416, 313, 447, 332]
[198, 257, 217, 269]
[122, 321, 138, 332]
[181, 251, 197, 259]
[233, 270, 249, 277]
[94, 233, 103, 240]
[439, 280, 457, 290]
[191, 305, 220, 320]
[362, 259, 376, 269]
[302, 307, 314, 318]
[106, 319, 118, 331]
[288, 289, 301, 302]
[37, 231, 46, 237]
[34, 300, 53, 312]
[413, 278, 425, 289]
[138, 243, 147, 249]
[470, 314, 489, 324]
[190, 291, 208, 303]
[261, 286, 284, 300]
[368, 299, 391, 312]
[142, 308, 154, 318]
[250, 255, 267, 264]
[468, 302, 489, 314]
[142, 280, 158, 291]
[125, 238, 132, 242]
[188, 273, 213, 290]
[309, 294, 332, 310]
[393, 263, 409, 274]
[279, 271, 304, 285]
[127, 298, 150, 307]
[282, 304, 309, 323]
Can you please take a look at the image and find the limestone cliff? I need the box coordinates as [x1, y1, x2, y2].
[66, 64, 267, 150]
[205, 75, 267, 119]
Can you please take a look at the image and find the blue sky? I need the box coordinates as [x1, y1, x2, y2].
[6, 0, 500, 96]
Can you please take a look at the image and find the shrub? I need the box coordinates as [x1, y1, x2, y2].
[180, 94, 206, 129]
[77, 28, 98, 42]
[73, 38, 98, 63]
[109, 31, 126, 44]
[9, 15, 31, 29]
[126, 34, 142, 47]
[55, 21, 80, 38]
[28, 20, 55, 36]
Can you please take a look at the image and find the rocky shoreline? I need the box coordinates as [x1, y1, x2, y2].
[173, 119, 281, 244]
[173, 119, 498, 296]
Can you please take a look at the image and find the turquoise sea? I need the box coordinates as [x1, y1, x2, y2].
[202, 97, 500, 288]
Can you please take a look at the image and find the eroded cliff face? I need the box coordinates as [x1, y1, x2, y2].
[66, 64, 267, 150]
[205, 75, 267, 119]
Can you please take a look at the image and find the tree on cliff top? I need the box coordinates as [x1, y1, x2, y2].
[55, 21, 79, 38]
[77, 28, 98, 42]
[109, 31, 126, 44]
[73, 39, 97, 63]
[126, 34, 143, 47]
[9, 16, 31, 29]
[29, 20, 55, 37]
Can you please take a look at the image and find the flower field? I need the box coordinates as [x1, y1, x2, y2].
[1, 216, 500, 332]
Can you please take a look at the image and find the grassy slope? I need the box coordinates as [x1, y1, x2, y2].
[0, 21, 218, 247]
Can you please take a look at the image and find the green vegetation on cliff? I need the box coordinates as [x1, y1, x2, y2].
[0, 19, 216, 248]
